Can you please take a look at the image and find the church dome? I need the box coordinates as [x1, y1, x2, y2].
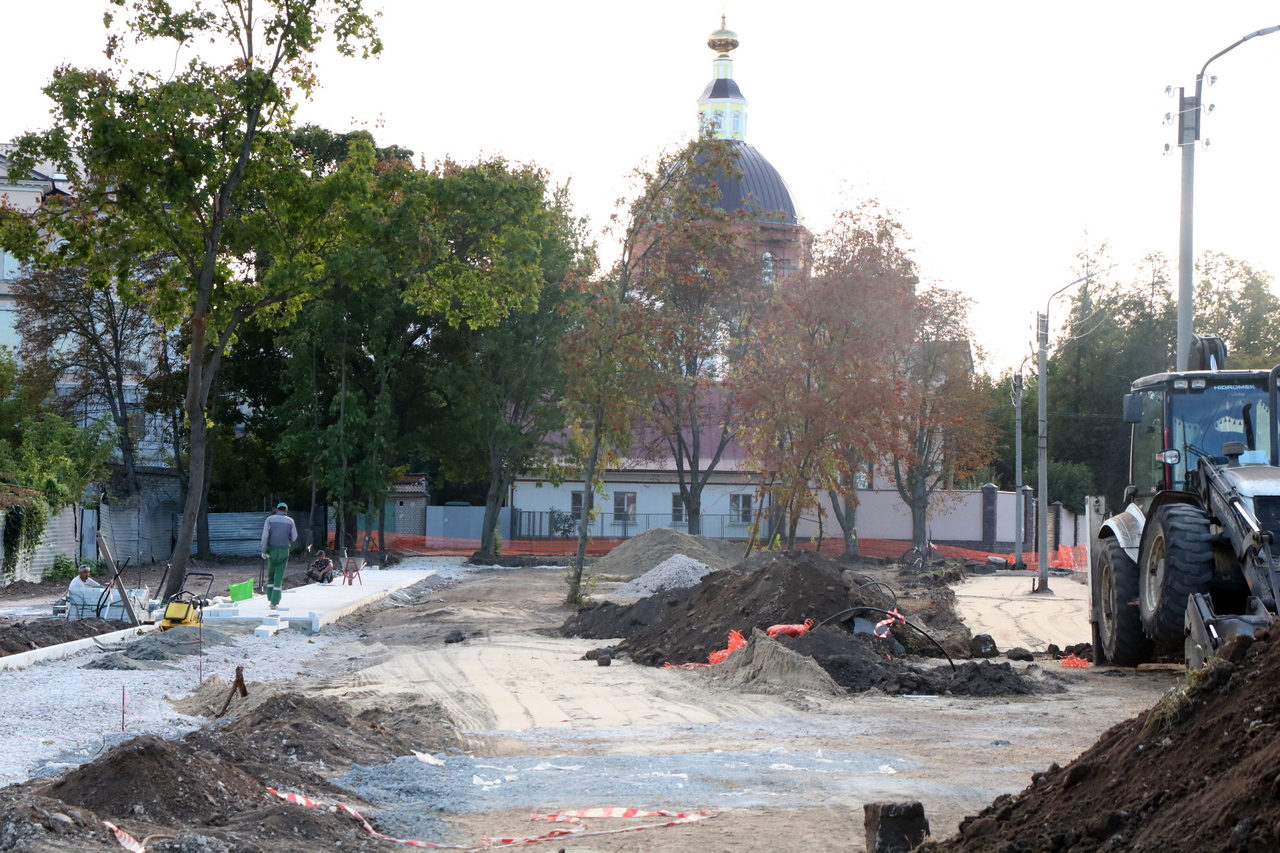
[707, 140, 799, 226]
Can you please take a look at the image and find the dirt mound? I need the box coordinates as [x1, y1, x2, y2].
[592, 527, 744, 577]
[184, 692, 414, 771]
[922, 633, 1280, 853]
[0, 617, 129, 657]
[171, 673, 278, 718]
[41, 733, 268, 824]
[573, 551, 894, 666]
[356, 696, 465, 753]
[705, 629, 843, 696]
[779, 625, 1048, 696]
[0, 579, 52, 598]
[36, 730, 378, 850]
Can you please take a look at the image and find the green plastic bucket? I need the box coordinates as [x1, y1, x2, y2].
[228, 580, 254, 602]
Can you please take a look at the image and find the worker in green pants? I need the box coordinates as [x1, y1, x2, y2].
[260, 502, 297, 610]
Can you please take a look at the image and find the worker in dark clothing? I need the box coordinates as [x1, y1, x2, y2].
[260, 502, 297, 609]
[307, 550, 335, 584]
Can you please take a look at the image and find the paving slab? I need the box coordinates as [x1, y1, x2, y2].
[203, 567, 435, 633]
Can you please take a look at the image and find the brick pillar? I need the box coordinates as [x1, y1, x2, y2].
[1021, 485, 1035, 552]
[980, 483, 998, 551]
[1051, 501, 1063, 552]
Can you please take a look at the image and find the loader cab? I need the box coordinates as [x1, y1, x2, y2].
[1125, 370, 1274, 507]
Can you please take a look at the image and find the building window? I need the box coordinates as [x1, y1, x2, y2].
[571, 490, 587, 520]
[672, 494, 685, 524]
[713, 109, 725, 132]
[613, 492, 636, 523]
[732, 111, 742, 134]
[762, 252, 776, 285]
[729, 494, 753, 524]
[0, 249, 21, 281]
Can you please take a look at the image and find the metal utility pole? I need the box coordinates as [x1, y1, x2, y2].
[1037, 312, 1050, 592]
[1012, 372, 1024, 569]
[1175, 25, 1280, 371]
[1035, 273, 1098, 593]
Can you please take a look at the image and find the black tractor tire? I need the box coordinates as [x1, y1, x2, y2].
[1099, 537, 1153, 667]
[1139, 504, 1215, 648]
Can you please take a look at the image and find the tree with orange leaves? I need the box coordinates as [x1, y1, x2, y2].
[735, 203, 916, 552]
[889, 287, 996, 549]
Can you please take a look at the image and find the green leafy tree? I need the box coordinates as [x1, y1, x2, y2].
[431, 189, 593, 559]
[0, 0, 381, 597]
[0, 350, 111, 577]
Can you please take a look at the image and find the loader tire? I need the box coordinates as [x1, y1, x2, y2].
[1139, 504, 1214, 648]
[1099, 537, 1152, 667]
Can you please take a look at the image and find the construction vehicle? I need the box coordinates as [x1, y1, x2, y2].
[1091, 337, 1280, 668]
[157, 572, 215, 631]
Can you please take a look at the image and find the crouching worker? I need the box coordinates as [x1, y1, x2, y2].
[307, 550, 335, 584]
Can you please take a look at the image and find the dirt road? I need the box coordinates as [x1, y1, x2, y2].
[0, 559, 1178, 851]
[323, 567, 1175, 851]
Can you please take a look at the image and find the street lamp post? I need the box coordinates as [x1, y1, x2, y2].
[1035, 273, 1096, 593]
[1012, 371, 1024, 570]
[1174, 25, 1280, 371]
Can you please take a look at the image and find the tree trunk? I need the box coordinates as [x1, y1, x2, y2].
[685, 487, 702, 536]
[478, 446, 508, 559]
[196, 422, 215, 559]
[165, 347, 209, 599]
[910, 474, 929, 549]
[568, 410, 604, 604]
[377, 498, 387, 565]
[829, 489, 859, 557]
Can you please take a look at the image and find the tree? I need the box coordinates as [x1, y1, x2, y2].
[735, 203, 916, 551]
[0, 0, 381, 598]
[0, 349, 111, 578]
[615, 135, 764, 535]
[890, 287, 995, 548]
[12, 259, 167, 496]
[432, 190, 593, 559]
[1194, 252, 1280, 369]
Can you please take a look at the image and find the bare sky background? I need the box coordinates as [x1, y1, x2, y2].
[7, 1, 1280, 371]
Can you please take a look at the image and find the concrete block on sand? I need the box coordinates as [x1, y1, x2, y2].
[864, 801, 930, 852]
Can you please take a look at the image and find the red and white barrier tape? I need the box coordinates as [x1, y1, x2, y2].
[874, 608, 906, 637]
[104, 821, 146, 853]
[268, 788, 716, 850]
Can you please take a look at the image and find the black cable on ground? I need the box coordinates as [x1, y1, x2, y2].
[855, 580, 898, 612]
[819, 605, 956, 670]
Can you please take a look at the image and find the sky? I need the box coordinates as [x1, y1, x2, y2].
[7, 1, 1280, 372]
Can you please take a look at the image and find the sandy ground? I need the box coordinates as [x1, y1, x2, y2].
[0, 560, 1175, 852]
[322, 567, 1174, 851]
[952, 572, 1091, 652]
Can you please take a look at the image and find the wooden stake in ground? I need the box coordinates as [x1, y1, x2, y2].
[215, 665, 249, 718]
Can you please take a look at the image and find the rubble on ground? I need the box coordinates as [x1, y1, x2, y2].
[921, 630, 1280, 853]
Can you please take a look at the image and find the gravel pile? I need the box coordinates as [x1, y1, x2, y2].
[612, 554, 714, 597]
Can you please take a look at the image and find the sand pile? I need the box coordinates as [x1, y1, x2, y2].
[706, 629, 844, 696]
[612, 554, 714, 596]
[592, 527, 743, 577]
[922, 631, 1280, 852]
